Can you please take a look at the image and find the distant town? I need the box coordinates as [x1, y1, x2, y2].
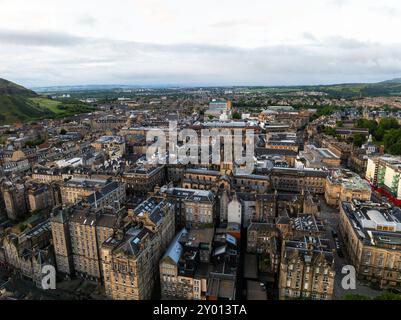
[1, 80, 401, 301]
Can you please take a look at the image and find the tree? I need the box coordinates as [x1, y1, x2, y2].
[336, 121, 344, 127]
[383, 128, 401, 155]
[18, 223, 28, 232]
[344, 294, 371, 300]
[355, 117, 400, 148]
[374, 291, 401, 300]
[378, 117, 399, 131]
[232, 112, 241, 120]
[60, 128, 67, 135]
[353, 133, 367, 147]
[323, 126, 336, 136]
[355, 119, 378, 133]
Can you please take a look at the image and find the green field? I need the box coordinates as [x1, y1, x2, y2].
[0, 95, 95, 124]
[28, 97, 64, 114]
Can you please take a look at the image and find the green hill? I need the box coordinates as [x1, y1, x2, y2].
[0, 78, 94, 124]
[0, 78, 37, 96]
[247, 78, 401, 98]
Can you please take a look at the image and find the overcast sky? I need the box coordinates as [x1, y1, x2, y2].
[1, 0, 401, 87]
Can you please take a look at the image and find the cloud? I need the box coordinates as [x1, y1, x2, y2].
[0, 0, 400, 86]
[0, 29, 86, 47]
[209, 19, 251, 28]
[77, 15, 98, 26]
[321, 36, 371, 50]
[369, 5, 400, 17]
[302, 32, 317, 41]
[327, 0, 347, 7]
[2, 32, 401, 87]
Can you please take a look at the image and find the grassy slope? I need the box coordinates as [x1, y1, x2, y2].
[0, 95, 96, 124]
[0, 78, 96, 124]
[28, 97, 63, 114]
[0, 78, 55, 124]
[29, 96, 96, 119]
[0, 95, 54, 124]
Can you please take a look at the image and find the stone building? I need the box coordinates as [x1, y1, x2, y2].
[325, 169, 371, 207]
[298, 145, 341, 169]
[60, 177, 124, 207]
[339, 200, 401, 288]
[227, 195, 242, 225]
[27, 183, 58, 213]
[101, 227, 158, 300]
[101, 197, 175, 300]
[279, 236, 335, 300]
[247, 222, 280, 274]
[159, 228, 213, 300]
[50, 205, 125, 280]
[163, 187, 216, 229]
[270, 167, 328, 194]
[2, 220, 54, 288]
[122, 165, 165, 196]
[1, 181, 28, 220]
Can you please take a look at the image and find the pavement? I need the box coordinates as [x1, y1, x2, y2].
[244, 254, 258, 280]
[243, 252, 272, 300]
[247, 280, 268, 300]
[0, 267, 106, 300]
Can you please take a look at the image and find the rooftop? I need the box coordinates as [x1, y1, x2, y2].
[166, 187, 215, 203]
[328, 169, 371, 191]
[179, 228, 215, 249]
[161, 228, 188, 264]
[133, 197, 172, 225]
[341, 200, 401, 247]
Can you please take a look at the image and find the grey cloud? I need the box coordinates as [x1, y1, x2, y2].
[2, 31, 401, 87]
[77, 15, 98, 26]
[0, 30, 86, 47]
[303, 32, 317, 41]
[322, 36, 372, 50]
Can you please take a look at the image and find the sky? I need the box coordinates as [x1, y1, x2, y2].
[1, 0, 401, 87]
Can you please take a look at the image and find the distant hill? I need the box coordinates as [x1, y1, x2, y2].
[247, 78, 401, 98]
[33, 77, 401, 98]
[378, 78, 401, 85]
[0, 78, 94, 124]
